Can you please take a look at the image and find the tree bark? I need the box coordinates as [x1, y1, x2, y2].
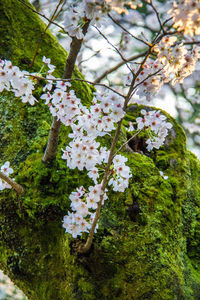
[0, 1, 200, 299]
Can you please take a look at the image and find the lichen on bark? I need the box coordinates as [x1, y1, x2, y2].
[0, 1, 200, 300]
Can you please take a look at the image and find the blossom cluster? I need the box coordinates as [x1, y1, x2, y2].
[154, 36, 200, 85]
[128, 109, 173, 152]
[0, 162, 13, 191]
[41, 81, 74, 125]
[0, 56, 132, 237]
[42, 77, 125, 133]
[59, 90, 126, 185]
[125, 59, 164, 103]
[0, 59, 37, 105]
[105, 0, 142, 14]
[39, 61, 133, 236]
[63, 0, 110, 39]
[40, 66, 126, 186]
[62, 138, 108, 180]
[108, 154, 132, 192]
[125, 36, 200, 104]
[62, 184, 108, 238]
[0, 55, 174, 238]
[169, 0, 200, 37]
[0, 56, 57, 106]
[62, 0, 143, 39]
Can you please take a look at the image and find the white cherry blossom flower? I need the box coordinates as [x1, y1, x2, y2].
[1, 161, 13, 176]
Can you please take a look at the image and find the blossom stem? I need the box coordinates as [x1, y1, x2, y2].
[42, 20, 90, 162]
[113, 129, 142, 157]
[30, 0, 64, 68]
[0, 172, 24, 194]
[26, 74, 124, 98]
[17, 0, 66, 33]
[108, 13, 150, 47]
[79, 91, 134, 254]
[94, 51, 147, 84]
[79, 45, 154, 254]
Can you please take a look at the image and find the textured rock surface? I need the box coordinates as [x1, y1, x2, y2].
[0, 1, 200, 299]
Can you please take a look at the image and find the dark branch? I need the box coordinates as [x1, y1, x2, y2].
[42, 20, 91, 163]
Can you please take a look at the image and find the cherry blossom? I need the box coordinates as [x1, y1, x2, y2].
[169, 0, 200, 37]
[62, 184, 107, 237]
[0, 162, 14, 191]
[0, 59, 37, 105]
[125, 36, 200, 104]
[135, 109, 173, 152]
[105, 0, 142, 14]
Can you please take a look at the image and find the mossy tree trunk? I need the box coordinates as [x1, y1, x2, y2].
[0, 1, 200, 299]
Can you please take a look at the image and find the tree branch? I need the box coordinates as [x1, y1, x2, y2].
[108, 13, 151, 47]
[17, 0, 66, 32]
[42, 20, 90, 163]
[26, 74, 125, 98]
[30, 0, 64, 67]
[113, 129, 142, 157]
[93, 25, 130, 66]
[79, 45, 154, 254]
[0, 172, 24, 194]
[94, 51, 147, 83]
[145, 0, 165, 34]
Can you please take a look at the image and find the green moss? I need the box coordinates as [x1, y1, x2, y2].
[62, 108, 199, 300]
[0, 0, 94, 165]
[1, 106, 200, 300]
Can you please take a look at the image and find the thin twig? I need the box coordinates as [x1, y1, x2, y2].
[30, 0, 64, 67]
[93, 26, 133, 73]
[108, 13, 150, 47]
[17, 0, 67, 32]
[163, 17, 173, 27]
[55, 0, 66, 18]
[93, 25, 128, 62]
[113, 129, 142, 157]
[79, 45, 154, 254]
[42, 20, 91, 162]
[146, 0, 165, 34]
[94, 51, 147, 83]
[26, 74, 125, 98]
[79, 50, 101, 65]
[184, 40, 200, 45]
[0, 172, 24, 194]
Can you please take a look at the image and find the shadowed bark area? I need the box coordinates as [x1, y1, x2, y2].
[0, 1, 200, 300]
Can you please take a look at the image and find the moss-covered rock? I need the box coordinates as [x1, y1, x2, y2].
[0, 1, 200, 300]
